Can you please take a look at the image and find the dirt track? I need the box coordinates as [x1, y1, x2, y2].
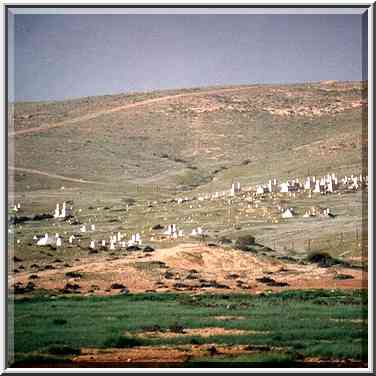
[9, 166, 108, 185]
[9, 86, 258, 137]
[9, 165, 183, 186]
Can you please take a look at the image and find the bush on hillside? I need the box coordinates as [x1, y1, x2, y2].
[103, 335, 143, 348]
[234, 235, 256, 251]
[306, 251, 340, 267]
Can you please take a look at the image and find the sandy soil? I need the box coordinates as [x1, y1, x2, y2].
[72, 344, 272, 366]
[10, 243, 367, 296]
[128, 327, 265, 339]
[70, 345, 367, 368]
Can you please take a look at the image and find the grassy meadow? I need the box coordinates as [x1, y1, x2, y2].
[12, 289, 367, 367]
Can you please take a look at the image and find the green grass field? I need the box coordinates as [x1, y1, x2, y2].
[11, 289, 367, 367]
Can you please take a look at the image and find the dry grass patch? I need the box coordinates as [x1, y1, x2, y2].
[213, 316, 246, 321]
[130, 327, 267, 339]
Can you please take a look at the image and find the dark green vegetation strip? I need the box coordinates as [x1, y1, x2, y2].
[13, 289, 367, 366]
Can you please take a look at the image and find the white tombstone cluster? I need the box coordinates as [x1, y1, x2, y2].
[194, 182, 243, 203]
[102, 231, 141, 250]
[251, 172, 368, 197]
[303, 207, 317, 218]
[230, 182, 241, 196]
[278, 207, 295, 218]
[87, 231, 143, 251]
[256, 185, 268, 194]
[34, 221, 145, 252]
[211, 191, 227, 200]
[279, 182, 289, 193]
[255, 179, 299, 195]
[190, 227, 204, 236]
[256, 179, 279, 195]
[268, 178, 279, 193]
[196, 191, 226, 203]
[30, 170, 367, 254]
[13, 202, 21, 212]
[175, 182, 246, 205]
[303, 206, 332, 218]
[176, 197, 189, 204]
[53, 202, 72, 219]
[309, 174, 339, 194]
[36, 233, 50, 246]
[278, 179, 302, 193]
[163, 224, 184, 239]
[35, 233, 62, 247]
[78, 223, 95, 233]
[197, 182, 242, 202]
[129, 233, 142, 246]
[341, 174, 367, 191]
[321, 207, 331, 216]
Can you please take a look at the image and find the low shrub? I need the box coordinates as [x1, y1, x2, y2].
[335, 273, 354, 280]
[234, 235, 256, 251]
[47, 345, 80, 355]
[103, 335, 143, 348]
[52, 318, 67, 325]
[306, 252, 340, 267]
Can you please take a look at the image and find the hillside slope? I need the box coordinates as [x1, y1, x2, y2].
[9, 81, 366, 194]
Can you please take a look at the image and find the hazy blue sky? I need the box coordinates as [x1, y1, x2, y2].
[10, 13, 366, 102]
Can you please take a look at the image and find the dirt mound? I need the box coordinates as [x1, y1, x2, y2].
[72, 343, 267, 366]
[10, 243, 367, 296]
[131, 327, 260, 339]
[73, 346, 190, 366]
[149, 243, 275, 274]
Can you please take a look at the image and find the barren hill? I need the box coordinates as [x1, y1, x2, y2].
[10, 81, 366, 194]
[10, 243, 365, 295]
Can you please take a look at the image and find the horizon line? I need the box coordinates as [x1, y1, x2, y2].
[10, 79, 367, 105]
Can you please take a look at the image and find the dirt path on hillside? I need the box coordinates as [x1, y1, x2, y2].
[9, 86, 258, 137]
[10, 165, 184, 186]
[9, 166, 108, 185]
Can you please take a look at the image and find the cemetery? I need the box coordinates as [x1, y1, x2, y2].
[8, 80, 368, 367]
